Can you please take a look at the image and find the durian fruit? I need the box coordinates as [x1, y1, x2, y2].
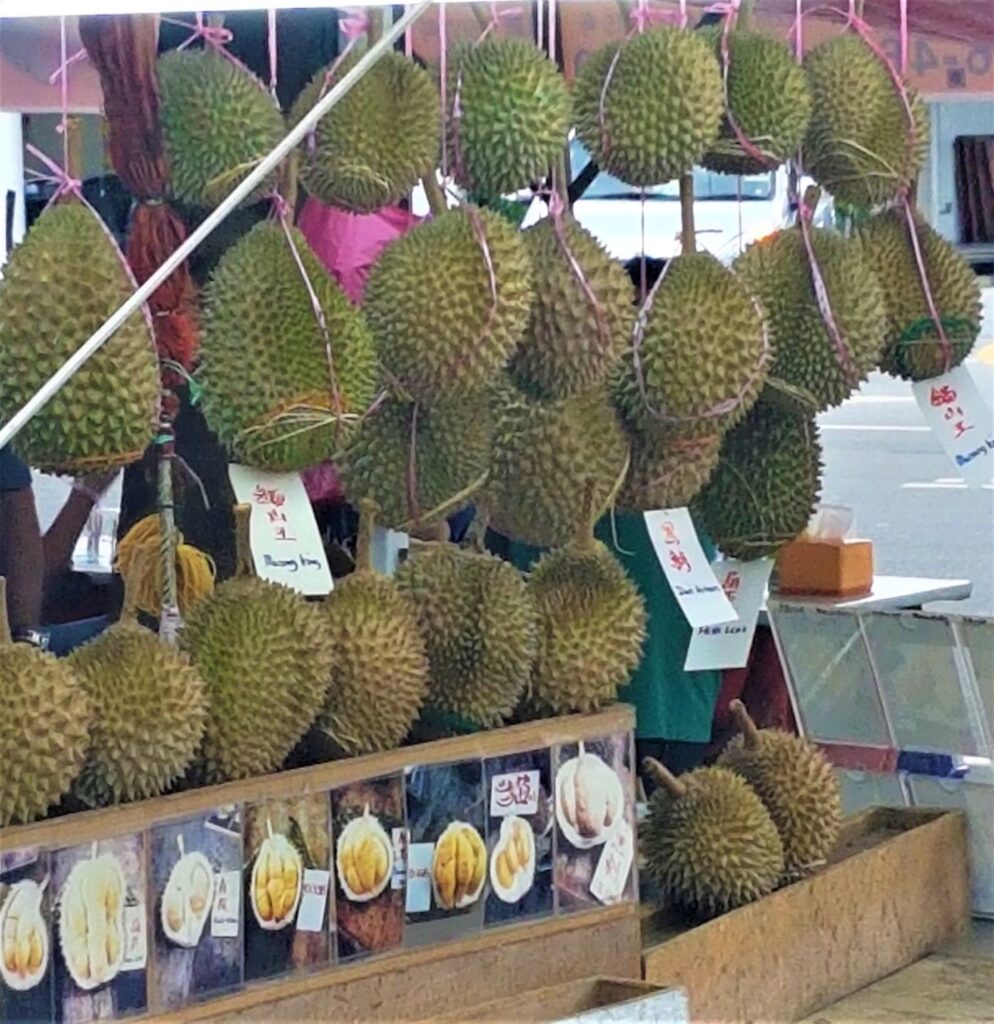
[734, 225, 887, 411]
[200, 220, 378, 472]
[68, 563, 208, 807]
[858, 208, 982, 380]
[573, 26, 723, 187]
[448, 38, 572, 198]
[617, 431, 722, 512]
[803, 34, 929, 208]
[364, 207, 533, 402]
[0, 578, 91, 826]
[487, 383, 630, 549]
[718, 700, 842, 878]
[317, 503, 428, 755]
[396, 542, 536, 727]
[181, 506, 333, 782]
[340, 392, 491, 531]
[528, 492, 646, 714]
[694, 402, 822, 560]
[641, 758, 784, 920]
[699, 23, 812, 175]
[293, 50, 440, 213]
[512, 215, 635, 399]
[0, 202, 159, 474]
[157, 48, 285, 208]
[612, 252, 769, 438]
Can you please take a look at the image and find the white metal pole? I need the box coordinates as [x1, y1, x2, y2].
[0, 0, 431, 452]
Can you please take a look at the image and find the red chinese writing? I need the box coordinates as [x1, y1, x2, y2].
[668, 549, 692, 574]
[941, 405, 974, 437]
[494, 774, 534, 809]
[661, 520, 680, 545]
[930, 385, 957, 407]
[252, 485, 286, 507]
[722, 571, 741, 599]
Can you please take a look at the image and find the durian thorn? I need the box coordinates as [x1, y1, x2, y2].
[0, 578, 11, 645]
[233, 504, 256, 579]
[642, 758, 687, 799]
[729, 699, 762, 749]
[355, 500, 378, 574]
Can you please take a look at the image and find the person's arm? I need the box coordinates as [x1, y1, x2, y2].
[42, 474, 116, 584]
[0, 487, 45, 633]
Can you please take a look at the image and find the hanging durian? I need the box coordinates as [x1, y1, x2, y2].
[0, 202, 159, 474]
[573, 26, 723, 187]
[617, 431, 722, 512]
[364, 207, 533, 403]
[641, 758, 784, 920]
[317, 502, 427, 755]
[200, 220, 379, 472]
[157, 48, 285, 208]
[718, 701, 842, 878]
[181, 506, 333, 782]
[293, 50, 440, 213]
[0, 579, 91, 826]
[858, 208, 982, 381]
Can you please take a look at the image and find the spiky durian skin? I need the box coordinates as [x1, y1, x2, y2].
[449, 38, 572, 198]
[0, 646, 91, 826]
[642, 767, 785, 920]
[574, 26, 723, 187]
[612, 253, 769, 438]
[802, 34, 929, 208]
[340, 394, 491, 530]
[699, 26, 812, 175]
[293, 51, 440, 213]
[68, 621, 207, 807]
[157, 49, 285, 208]
[718, 730, 842, 878]
[734, 228, 886, 411]
[858, 210, 981, 380]
[529, 540, 646, 714]
[0, 204, 159, 475]
[487, 385, 630, 549]
[396, 545, 536, 727]
[200, 221, 378, 472]
[318, 573, 427, 756]
[364, 207, 533, 402]
[694, 402, 822, 560]
[617, 432, 722, 513]
[512, 217, 635, 399]
[181, 577, 333, 782]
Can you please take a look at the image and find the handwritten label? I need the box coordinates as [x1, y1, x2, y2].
[914, 366, 994, 489]
[121, 902, 147, 971]
[644, 508, 737, 628]
[391, 828, 408, 890]
[211, 870, 241, 939]
[405, 843, 434, 913]
[228, 466, 334, 596]
[489, 770, 540, 817]
[589, 820, 634, 905]
[295, 869, 330, 933]
[685, 558, 773, 671]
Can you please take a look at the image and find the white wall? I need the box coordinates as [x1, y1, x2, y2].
[0, 111, 25, 267]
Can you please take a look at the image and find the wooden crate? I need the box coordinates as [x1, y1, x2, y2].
[642, 808, 971, 1023]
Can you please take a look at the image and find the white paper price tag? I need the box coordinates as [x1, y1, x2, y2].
[211, 870, 241, 939]
[391, 828, 408, 890]
[489, 770, 540, 817]
[228, 466, 334, 596]
[589, 820, 634, 905]
[684, 558, 773, 671]
[644, 508, 737, 628]
[295, 869, 330, 933]
[405, 843, 435, 913]
[121, 902, 147, 971]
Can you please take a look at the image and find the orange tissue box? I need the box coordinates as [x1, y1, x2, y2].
[775, 537, 874, 598]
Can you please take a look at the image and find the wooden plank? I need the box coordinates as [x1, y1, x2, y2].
[642, 808, 971, 1023]
[0, 706, 633, 852]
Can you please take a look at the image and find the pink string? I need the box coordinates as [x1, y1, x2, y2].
[163, 13, 256, 78]
[793, 0, 803, 59]
[25, 143, 82, 208]
[439, 1, 448, 177]
[899, 0, 909, 76]
[547, 0, 556, 61]
[57, 18, 70, 170]
[267, 9, 278, 101]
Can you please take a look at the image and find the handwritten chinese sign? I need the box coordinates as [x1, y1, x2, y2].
[211, 870, 241, 939]
[913, 366, 994, 489]
[122, 901, 148, 971]
[589, 819, 634, 905]
[489, 770, 540, 817]
[644, 508, 737, 628]
[228, 466, 334, 595]
[295, 869, 330, 933]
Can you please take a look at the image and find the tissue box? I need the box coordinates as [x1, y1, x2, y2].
[775, 537, 873, 598]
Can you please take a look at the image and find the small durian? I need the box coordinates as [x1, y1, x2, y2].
[364, 207, 533, 402]
[317, 503, 428, 755]
[616, 431, 722, 513]
[157, 48, 285, 208]
[181, 506, 333, 782]
[641, 758, 784, 920]
[718, 701, 842, 879]
[574, 26, 723, 187]
[293, 50, 440, 213]
[396, 541, 536, 727]
[0, 579, 91, 826]
[448, 38, 572, 198]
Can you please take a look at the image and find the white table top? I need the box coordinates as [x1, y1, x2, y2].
[765, 574, 973, 615]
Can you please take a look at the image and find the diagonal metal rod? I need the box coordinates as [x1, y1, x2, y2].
[0, 0, 431, 452]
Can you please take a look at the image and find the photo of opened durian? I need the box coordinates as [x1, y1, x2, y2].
[0, 878, 49, 992]
[556, 741, 625, 849]
[250, 825, 302, 931]
[160, 837, 214, 950]
[431, 822, 487, 911]
[336, 806, 394, 904]
[489, 816, 535, 905]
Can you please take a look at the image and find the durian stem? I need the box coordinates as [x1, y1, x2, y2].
[367, 8, 384, 45]
[729, 699, 762, 749]
[0, 578, 11, 645]
[642, 758, 687, 799]
[422, 174, 448, 218]
[157, 446, 182, 644]
[553, 149, 571, 210]
[574, 478, 599, 549]
[355, 500, 377, 574]
[234, 504, 256, 579]
[280, 149, 300, 215]
[679, 174, 696, 256]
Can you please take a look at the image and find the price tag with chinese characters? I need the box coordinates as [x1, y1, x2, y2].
[121, 902, 147, 971]
[589, 820, 634, 905]
[684, 558, 773, 672]
[228, 466, 334, 596]
[405, 843, 435, 914]
[295, 869, 330, 933]
[913, 366, 994, 489]
[489, 770, 540, 817]
[644, 508, 737, 628]
[211, 870, 241, 939]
